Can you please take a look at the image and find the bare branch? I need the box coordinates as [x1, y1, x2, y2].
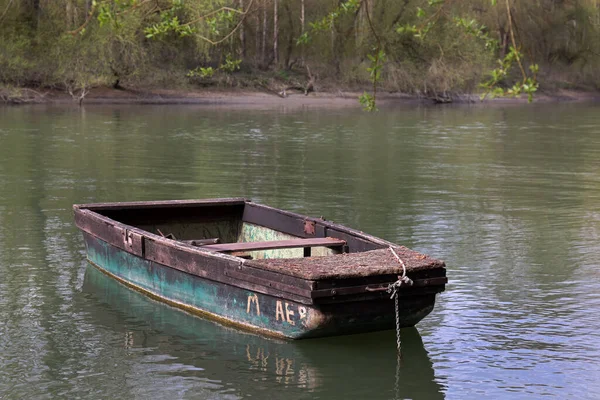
[364, 0, 381, 103]
[0, 0, 15, 22]
[188, 0, 256, 46]
[67, 2, 96, 36]
[505, 0, 527, 81]
[68, 0, 157, 36]
[181, 5, 251, 28]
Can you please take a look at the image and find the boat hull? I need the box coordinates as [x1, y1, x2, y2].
[83, 232, 437, 339]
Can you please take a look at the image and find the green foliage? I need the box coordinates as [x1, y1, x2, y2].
[359, 92, 376, 111]
[396, 24, 418, 35]
[145, 16, 195, 39]
[479, 46, 539, 103]
[187, 66, 215, 78]
[205, 8, 238, 36]
[187, 54, 240, 80]
[96, 0, 138, 29]
[296, 32, 310, 46]
[395, 0, 445, 40]
[299, 0, 360, 44]
[360, 49, 386, 111]
[219, 54, 241, 73]
[454, 17, 498, 51]
[367, 50, 386, 81]
[144, 0, 195, 39]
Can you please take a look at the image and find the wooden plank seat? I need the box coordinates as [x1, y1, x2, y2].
[201, 237, 346, 256]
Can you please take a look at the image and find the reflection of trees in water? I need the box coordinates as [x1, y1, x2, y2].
[82, 264, 445, 399]
[0, 117, 94, 395]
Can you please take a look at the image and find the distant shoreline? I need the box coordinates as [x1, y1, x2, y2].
[2, 86, 600, 108]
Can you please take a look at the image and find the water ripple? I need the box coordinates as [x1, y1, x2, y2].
[1, 104, 600, 399]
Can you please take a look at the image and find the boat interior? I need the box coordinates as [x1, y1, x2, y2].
[77, 199, 446, 285]
[91, 200, 381, 261]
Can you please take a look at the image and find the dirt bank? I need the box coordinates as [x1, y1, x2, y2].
[2, 86, 600, 108]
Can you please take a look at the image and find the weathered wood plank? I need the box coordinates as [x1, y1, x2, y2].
[313, 266, 447, 290]
[74, 197, 248, 211]
[202, 237, 346, 253]
[324, 229, 381, 253]
[74, 209, 126, 251]
[242, 202, 310, 238]
[310, 276, 448, 298]
[143, 237, 315, 303]
[144, 237, 234, 279]
[98, 204, 244, 228]
[225, 269, 314, 298]
[246, 248, 445, 281]
[237, 263, 317, 291]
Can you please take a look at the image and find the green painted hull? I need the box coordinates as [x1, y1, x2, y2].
[83, 232, 435, 339]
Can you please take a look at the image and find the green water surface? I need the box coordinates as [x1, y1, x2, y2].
[1, 103, 599, 399]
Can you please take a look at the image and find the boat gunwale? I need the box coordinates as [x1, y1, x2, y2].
[72, 197, 249, 211]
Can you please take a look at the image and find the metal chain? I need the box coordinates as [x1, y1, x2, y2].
[394, 288, 401, 351]
[395, 336, 402, 400]
[387, 246, 413, 352]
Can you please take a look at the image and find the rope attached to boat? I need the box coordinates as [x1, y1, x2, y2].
[387, 246, 413, 352]
[388, 246, 413, 287]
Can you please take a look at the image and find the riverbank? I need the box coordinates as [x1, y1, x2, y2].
[2, 85, 600, 108]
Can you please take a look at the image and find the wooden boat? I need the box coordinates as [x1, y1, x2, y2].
[73, 198, 447, 339]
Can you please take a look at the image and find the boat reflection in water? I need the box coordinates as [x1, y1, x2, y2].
[82, 264, 445, 399]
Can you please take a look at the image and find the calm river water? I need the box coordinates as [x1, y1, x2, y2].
[1, 103, 599, 399]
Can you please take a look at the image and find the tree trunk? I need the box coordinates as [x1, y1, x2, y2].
[66, 0, 75, 30]
[357, 0, 368, 45]
[300, 0, 305, 64]
[29, 0, 40, 29]
[273, 0, 278, 65]
[262, 0, 267, 65]
[255, 2, 260, 65]
[301, 0, 305, 33]
[331, 1, 339, 75]
[283, 0, 294, 68]
[239, 0, 246, 59]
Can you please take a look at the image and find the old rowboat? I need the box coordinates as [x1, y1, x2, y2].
[74, 198, 447, 339]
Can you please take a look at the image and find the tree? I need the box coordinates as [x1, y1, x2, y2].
[3, 0, 600, 106]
